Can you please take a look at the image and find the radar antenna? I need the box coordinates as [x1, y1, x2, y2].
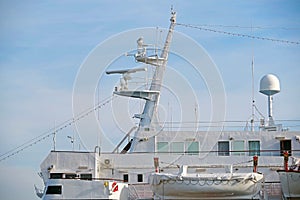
[259, 74, 282, 131]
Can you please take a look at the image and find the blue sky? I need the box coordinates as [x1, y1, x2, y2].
[0, 1, 300, 199]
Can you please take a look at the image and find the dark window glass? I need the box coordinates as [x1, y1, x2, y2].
[280, 140, 292, 156]
[46, 185, 62, 195]
[218, 141, 229, 156]
[50, 173, 63, 179]
[137, 174, 143, 182]
[80, 174, 92, 180]
[65, 174, 77, 179]
[123, 174, 128, 182]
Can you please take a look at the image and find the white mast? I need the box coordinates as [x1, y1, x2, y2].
[136, 11, 176, 130]
[107, 11, 176, 152]
[251, 57, 255, 132]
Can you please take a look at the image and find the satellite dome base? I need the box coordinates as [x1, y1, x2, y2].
[259, 74, 281, 131]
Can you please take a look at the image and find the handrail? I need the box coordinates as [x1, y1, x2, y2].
[103, 149, 300, 156]
[128, 184, 140, 199]
[94, 146, 101, 156]
[112, 126, 137, 153]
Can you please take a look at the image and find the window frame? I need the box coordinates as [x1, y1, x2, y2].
[280, 139, 292, 156]
[45, 185, 62, 195]
[80, 173, 92, 180]
[137, 174, 143, 182]
[50, 173, 63, 179]
[65, 173, 77, 179]
[232, 140, 245, 156]
[186, 141, 199, 155]
[170, 142, 184, 154]
[248, 140, 261, 156]
[123, 174, 129, 182]
[218, 141, 230, 156]
[157, 142, 169, 153]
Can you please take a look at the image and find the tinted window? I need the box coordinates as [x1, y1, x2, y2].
[249, 141, 260, 156]
[187, 142, 199, 155]
[80, 174, 92, 180]
[123, 174, 128, 182]
[137, 174, 143, 182]
[65, 174, 77, 179]
[218, 141, 229, 156]
[232, 140, 245, 156]
[280, 140, 292, 156]
[171, 142, 184, 154]
[46, 185, 62, 195]
[157, 142, 168, 153]
[50, 173, 63, 179]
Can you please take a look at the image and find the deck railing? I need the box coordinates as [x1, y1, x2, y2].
[128, 183, 153, 200]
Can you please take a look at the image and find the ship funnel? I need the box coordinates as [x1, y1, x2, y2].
[259, 74, 281, 130]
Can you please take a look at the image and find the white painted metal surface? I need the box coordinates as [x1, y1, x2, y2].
[277, 170, 300, 199]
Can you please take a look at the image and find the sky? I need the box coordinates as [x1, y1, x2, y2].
[0, 1, 300, 199]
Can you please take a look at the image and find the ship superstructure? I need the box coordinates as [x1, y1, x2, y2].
[36, 11, 300, 200]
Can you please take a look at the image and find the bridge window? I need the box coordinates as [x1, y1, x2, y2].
[232, 140, 245, 156]
[50, 173, 63, 179]
[80, 174, 92, 180]
[218, 141, 229, 156]
[65, 174, 77, 179]
[249, 141, 260, 156]
[123, 174, 129, 182]
[280, 139, 292, 156]
[171, 142, 184, 154]
[137, 174, 143, 182]
[157, 142, 168, 153]
[187, 141, 199, 155]
[46, 185, 62, 195]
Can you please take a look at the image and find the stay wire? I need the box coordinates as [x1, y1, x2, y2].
[176, 23, 300, 45]
[0, 95, 116, 162]
[192, 24, 300, 30]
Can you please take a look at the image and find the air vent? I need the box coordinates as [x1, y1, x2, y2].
[103, 159, 112, 168]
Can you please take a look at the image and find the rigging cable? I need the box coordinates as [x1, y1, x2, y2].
[189, 24, 300, 30]
[0, 95, 116, 162]
[176, 23, 300, 45]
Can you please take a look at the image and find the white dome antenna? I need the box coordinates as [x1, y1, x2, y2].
[259, 74, 280, 127]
